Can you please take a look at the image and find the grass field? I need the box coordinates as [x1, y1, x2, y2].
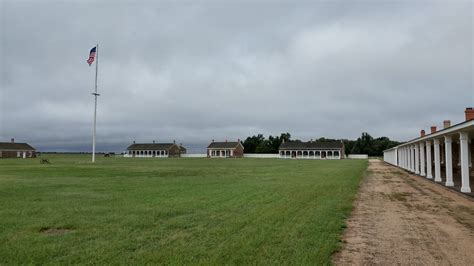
[0, 155, 367, 264]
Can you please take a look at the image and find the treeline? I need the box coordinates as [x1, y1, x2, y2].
[242, 133, 291, 154]
[343, 132, 401, 156]
[242, 132, 401, 156]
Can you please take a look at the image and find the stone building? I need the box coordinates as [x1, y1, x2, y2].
[0, 138, 36, 158]
[207, 140, 244, 158]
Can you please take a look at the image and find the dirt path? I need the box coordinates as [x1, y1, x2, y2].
[333, 159, 474, 265]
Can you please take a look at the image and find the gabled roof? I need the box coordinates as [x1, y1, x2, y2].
[127, 143, 177, 150]
[207, 141, 242, 149]
[279, 141, 343, 150]
[0, 142, 35, 151]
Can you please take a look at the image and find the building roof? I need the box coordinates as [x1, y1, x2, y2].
[127, 143, 177, 150]
[0, 142, 36, 151]
[207, 141, 242, 149]
[279, 140, 343, 150]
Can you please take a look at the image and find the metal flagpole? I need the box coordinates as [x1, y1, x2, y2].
[92, 43, 100, 162]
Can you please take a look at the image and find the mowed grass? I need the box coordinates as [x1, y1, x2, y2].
[0, 155, 367, 265]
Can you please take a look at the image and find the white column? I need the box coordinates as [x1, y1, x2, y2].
[434, 139, 442, 182]
[400, 148, 404, 168]
[420, 142, 425, 176]
[403, 147, 406, 169]
[459, 132, 471, 193]
[406, 147, 409, 170]
[426, 140, 433, 179]
[444, 136, 454, 187]
[402, 148, 406, 168]
[415, 144, 420, 174]
[395, 148, 398, 166]
[408, 146, 415, 172]
[406, 147, 410, 170]
[408, 146, 411, 170]
[400, 148, 403, 168]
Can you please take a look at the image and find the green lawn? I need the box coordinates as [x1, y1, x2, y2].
[0, 155, 367, 264]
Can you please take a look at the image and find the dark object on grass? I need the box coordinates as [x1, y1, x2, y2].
[40, 159, 50, 164]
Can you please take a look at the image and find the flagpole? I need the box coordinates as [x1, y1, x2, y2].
[92, 43, 99, 162]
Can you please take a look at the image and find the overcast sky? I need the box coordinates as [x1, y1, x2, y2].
[0, 0, 473, 152]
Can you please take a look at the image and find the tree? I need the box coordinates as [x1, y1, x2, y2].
[243, 133, 291, 153]
[350, 133, 401, 156]
[242, 134, 265, 153]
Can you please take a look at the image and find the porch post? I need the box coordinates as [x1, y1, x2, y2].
[420, 142, 425, 176]
[444, 135, 454, 186]
[459, 132, 471, 193]
[426, 140, 433, 179]
[409, 146, 413, 172]
[415, 143, 420, 174]
[434, 139, 442, 182]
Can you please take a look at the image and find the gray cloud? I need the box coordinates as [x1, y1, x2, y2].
[1, 0, 472, 152]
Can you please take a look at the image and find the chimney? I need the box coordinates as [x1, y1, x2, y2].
[153, 140, 155, 144]
[173, 140, 176, 144]
[238, 139, 240, 143]
[430, 126, 437, 134]
[11, 138, 14, 143]
[443, 120, 451, 129]
[465, 107, 474, 121]
[212, 139, 214, 143]
[420, 130, 425, 137]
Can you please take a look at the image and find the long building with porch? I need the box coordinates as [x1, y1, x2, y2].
[124, 141, 185, 158]
[207, 140, 244, 158]
[383, 108, 474, 194]
[279, 140, 344, 159]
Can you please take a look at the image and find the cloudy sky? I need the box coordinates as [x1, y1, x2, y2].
[0, 0, 472, 152]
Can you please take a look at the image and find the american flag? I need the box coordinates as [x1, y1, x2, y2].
[87, 46, 97, 66]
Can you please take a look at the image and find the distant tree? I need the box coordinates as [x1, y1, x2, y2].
[342, 139, 355, 155]
[280, 133, 291, 142]
[351, 132, 374, 155]
[243, 133, 291, 153]
[243, 134, 265, 153]
[350, 133, 400, 156]
[314, 137, 337, 142]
